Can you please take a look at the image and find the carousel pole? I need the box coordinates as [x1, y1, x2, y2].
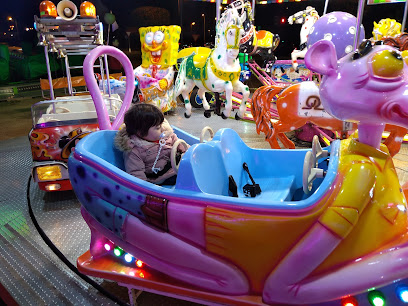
[323, 0, 329, 15]
[354, 0, 365, 50]
[178, 0, 183, 44]
[402, 0, 408, 32]
[252, 0, 256, 18]
[216, 0, 221, 21]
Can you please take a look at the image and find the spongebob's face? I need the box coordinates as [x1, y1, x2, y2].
[139, 25, 181, 68]
[143, 30, 167, 65]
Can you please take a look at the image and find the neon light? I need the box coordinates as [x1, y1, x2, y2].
[368, 290, 385, 306]
[401, 291, 408, 303]
[396, 285, 408, 303]
[136, 259, 144, 268]
[104, 243, 111, 251]
[113, 247, 123, 257]
[341, 296, 358, 306]
[124, 254, 133, 263]
[372, 297, 384, 306]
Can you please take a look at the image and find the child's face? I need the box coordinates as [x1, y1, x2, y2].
[144, 124, 163, 142]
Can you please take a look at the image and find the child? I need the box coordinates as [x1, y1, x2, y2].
[115, 104, 188, 185]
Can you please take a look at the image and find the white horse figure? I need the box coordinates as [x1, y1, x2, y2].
[175, 5, 249, 120]
[288, 6, 319, 70]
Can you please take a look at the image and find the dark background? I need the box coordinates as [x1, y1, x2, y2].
[1, 0, 407, 59]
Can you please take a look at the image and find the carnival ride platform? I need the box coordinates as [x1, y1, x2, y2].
[2, 102, 408, 305]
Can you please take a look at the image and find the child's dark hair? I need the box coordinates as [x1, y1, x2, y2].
[124, 104, 164, 137]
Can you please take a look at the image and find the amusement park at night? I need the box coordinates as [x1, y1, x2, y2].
[3, 0, 408, 305]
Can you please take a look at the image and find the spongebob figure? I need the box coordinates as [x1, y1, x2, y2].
[135, 25, 181, 112]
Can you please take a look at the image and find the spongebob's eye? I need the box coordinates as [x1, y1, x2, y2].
[145, 32, 153, 45]
[154, 31, 164, 44]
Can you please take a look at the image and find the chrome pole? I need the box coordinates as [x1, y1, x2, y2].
[323, 0, 329, 15]
[64, 56, 74, 96]
[44, 45, 55, 100]
[354, 0, 365, 50]
[402, 0, 408, 32]
[216, 0, 221, 21]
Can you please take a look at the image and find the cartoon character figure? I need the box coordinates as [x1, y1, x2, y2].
[134, 25, 181, 113]
[261, 38, 408, 305]
[372, 18, 401, 41]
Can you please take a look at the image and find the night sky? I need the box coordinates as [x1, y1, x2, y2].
[1, 0, 407, 59]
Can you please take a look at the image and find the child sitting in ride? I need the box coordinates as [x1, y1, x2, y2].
[115, 104, 188, 185]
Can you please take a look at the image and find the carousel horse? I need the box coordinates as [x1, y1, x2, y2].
[251, 81, 355, 149]
[288, 6, 319, 70]
[235, 0, 280, 72]
[174, 3, 249, 120]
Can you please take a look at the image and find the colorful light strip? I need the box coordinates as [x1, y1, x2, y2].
[367, 0, 405, 4]
[187, 0, 308, 3]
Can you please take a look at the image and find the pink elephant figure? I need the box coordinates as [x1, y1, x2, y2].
[305, 39, 408, 148]
[262, 40, 408, 304]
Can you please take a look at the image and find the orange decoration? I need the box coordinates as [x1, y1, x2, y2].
[39, 1, 57, 18]
[80, 1, 96, 18]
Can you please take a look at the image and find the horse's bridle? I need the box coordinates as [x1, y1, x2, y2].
[225, 24, 243, 50]
[290, 9, 318, 24]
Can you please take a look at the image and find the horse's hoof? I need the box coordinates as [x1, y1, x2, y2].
[221, 112, 228, 120]
[235, 113, 241, 120]
[204, 110, 212, 118]
[184, 113, 191, 118]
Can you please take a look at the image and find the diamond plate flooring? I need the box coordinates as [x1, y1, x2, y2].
[2, 103, 408, 305]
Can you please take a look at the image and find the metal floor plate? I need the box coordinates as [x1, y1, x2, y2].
[1, 104, 408, 305]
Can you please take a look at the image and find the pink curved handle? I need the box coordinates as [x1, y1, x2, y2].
[83, 46, 135, 130]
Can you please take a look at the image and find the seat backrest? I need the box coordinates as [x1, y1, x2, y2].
[215, 129, 247, 188]
[192, 143, 229, 196]
[80, 130, 125, 171]
[176, 129, 248, 196]
[176, 140, 229, 196]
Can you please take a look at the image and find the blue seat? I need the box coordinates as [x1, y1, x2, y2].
[176, 129, 297, 201]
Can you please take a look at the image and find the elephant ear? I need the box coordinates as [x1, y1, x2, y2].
[305, 40, 338, 77]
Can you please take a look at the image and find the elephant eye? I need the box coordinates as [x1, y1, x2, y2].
[358, 40, 373, 56]
[351, 40, 373, 61]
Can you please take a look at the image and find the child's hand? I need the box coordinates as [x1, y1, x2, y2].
[158, 79, 168, 90]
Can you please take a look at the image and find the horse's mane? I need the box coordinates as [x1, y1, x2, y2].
[251, 85, 285, 141]
[382, 33, 408, 51]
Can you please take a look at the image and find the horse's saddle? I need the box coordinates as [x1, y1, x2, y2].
[256, 30, 274, 49]
[184, 48, 212, 81]
[178, 47, 211, 68]
[192, 48, 211, 68]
